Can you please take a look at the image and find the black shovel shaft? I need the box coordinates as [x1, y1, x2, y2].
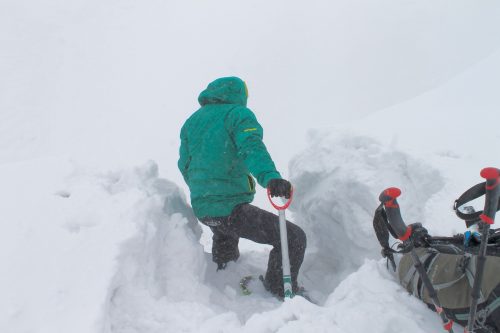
[467, 168, 500, 333]
[379, 187, 454, 333]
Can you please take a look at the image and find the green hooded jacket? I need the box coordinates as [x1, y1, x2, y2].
[178, 77, 281, 218]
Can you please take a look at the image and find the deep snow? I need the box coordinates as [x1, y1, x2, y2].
[0, 157, 447, 333]
[2, 1, 500, 332]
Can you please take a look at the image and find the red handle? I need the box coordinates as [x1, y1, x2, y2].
[481, 167, 500, 190]
[267, 187, 294, 210]
[480, 167, 500, 180]
[384, 187, 402, 199]
[379, 187, 402, 209]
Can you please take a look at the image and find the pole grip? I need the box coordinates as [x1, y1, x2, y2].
[379, 188, 454, 332]
[466, 167, 500, 332]
[480, 167, 500, 224]
[379, 187, 412, 241]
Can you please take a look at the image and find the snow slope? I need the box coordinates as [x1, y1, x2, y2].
[2, 0, 500, 332]
[289, 48, 500, 304]
[2, 0, 500, 187]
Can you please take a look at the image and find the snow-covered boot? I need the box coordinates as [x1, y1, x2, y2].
[259, 275, 284, 300]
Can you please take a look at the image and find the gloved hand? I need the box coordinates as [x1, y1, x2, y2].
[464, 224, 481, 247]
[267, 178, 292, 199]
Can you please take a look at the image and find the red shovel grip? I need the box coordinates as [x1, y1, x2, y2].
[267, 187, 294, 210]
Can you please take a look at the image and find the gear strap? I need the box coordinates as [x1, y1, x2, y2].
[454, 181, 500, 227]
[373, 203, 398, 271]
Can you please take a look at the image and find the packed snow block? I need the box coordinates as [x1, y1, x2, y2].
[240, 260, 441, 333]
[289, 132, 444, 298]
[0, 158, 207, 333]
[135, 160, 201, 240]
[103, 162, 214, 332]
[321, 260, 443, 333]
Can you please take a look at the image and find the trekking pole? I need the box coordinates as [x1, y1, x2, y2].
[379, 187, 455, 333]
[466, 168, 500, 333]
[268, 187, 294, 299]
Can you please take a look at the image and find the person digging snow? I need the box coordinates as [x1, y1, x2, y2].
[178, 76, 306, 298]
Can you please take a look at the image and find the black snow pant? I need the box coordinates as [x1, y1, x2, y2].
[200, 203, 307, 297]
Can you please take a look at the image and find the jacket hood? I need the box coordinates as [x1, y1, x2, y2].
[198, 77, 248, 106]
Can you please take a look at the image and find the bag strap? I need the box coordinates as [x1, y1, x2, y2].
[454, 181, 500, 227]
[373, 203, 398, 271]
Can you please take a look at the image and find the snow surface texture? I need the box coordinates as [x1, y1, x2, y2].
[289, 134, 444, 302]
[2, 0, 500, 332]
[0, 160, 199, 333]
[0, 157, 447, 333]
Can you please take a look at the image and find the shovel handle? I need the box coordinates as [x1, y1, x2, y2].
[267, 187, 294, 210]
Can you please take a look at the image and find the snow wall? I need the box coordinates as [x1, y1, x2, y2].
[289, 133, 444, 302]
[1, 146, 448, 333]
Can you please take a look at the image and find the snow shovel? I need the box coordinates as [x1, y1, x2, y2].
[466, 168, 500, 333]
[379, 187, 455, 333]
[268, 187, 294, 299]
